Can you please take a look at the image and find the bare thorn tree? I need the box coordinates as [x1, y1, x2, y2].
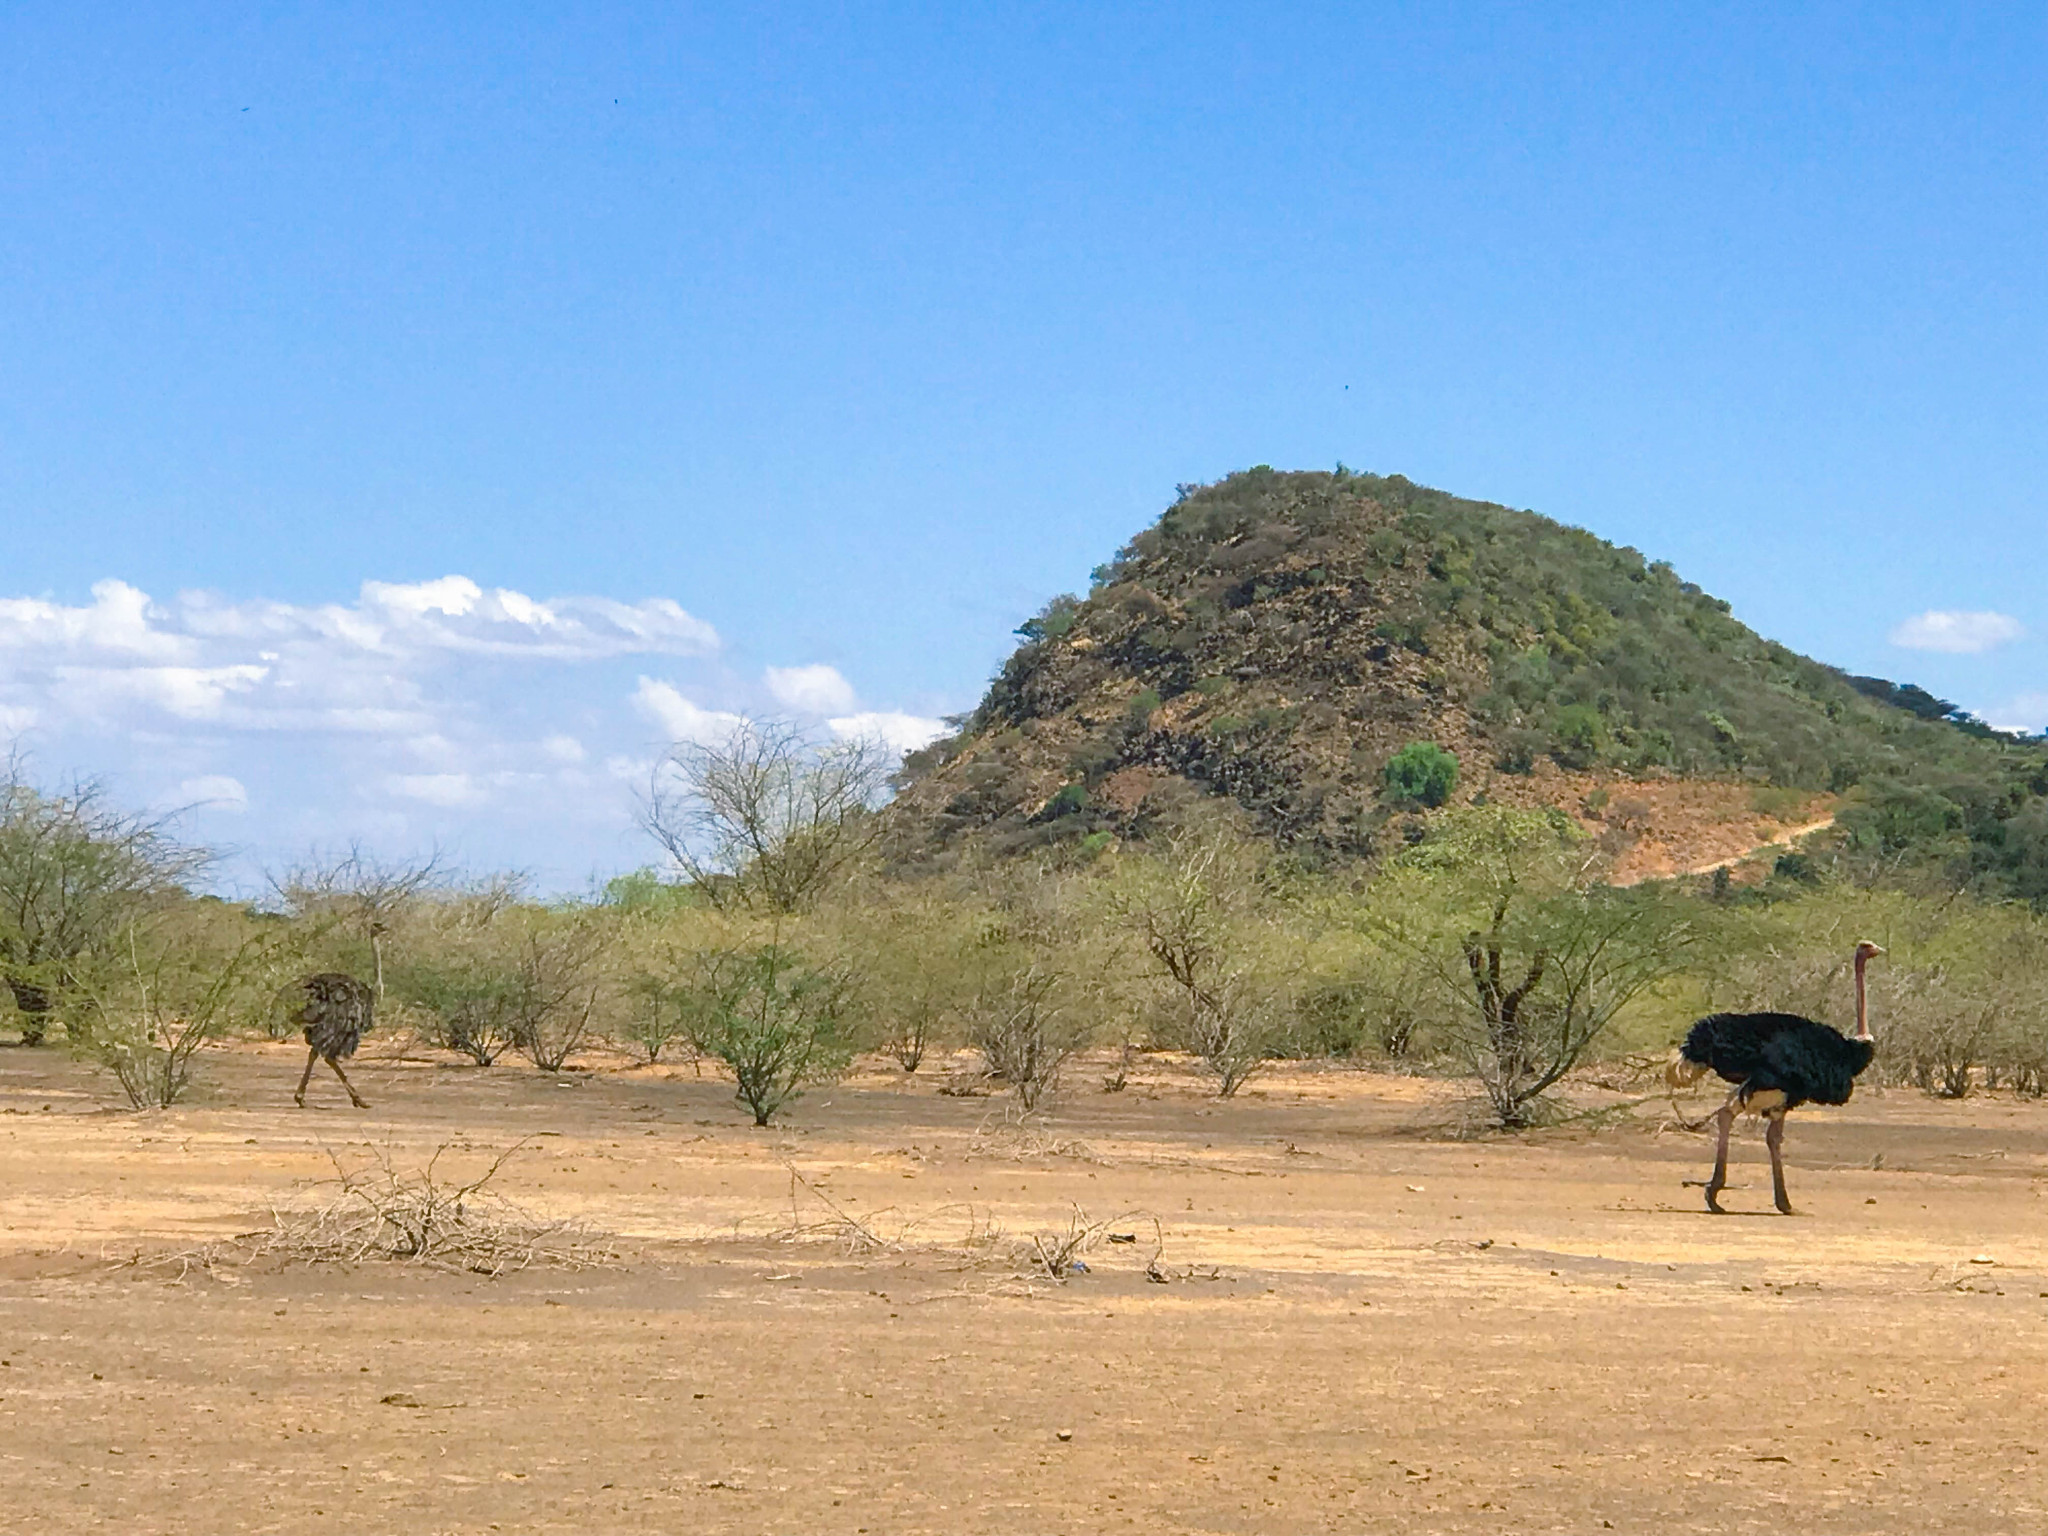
[269, 842, 447, 998]
[641, 719, 892, 914]
[1114, 820, 1292, 1097]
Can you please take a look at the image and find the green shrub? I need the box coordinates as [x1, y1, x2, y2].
[1015, 594, 1081, 643]
[681, 944, 853, 1125]
[1043, 784, 1088, 819]
[1550, 705, 1609, 769]
[1382, 742, 1460, 808]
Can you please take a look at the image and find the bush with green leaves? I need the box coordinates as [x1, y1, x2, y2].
[678, 943, 854, 1125]
[0, 768, 208, 1044]
[1370, 807, 1697, 1126]
[391, 903, 609, 1071]
[958, 864, 1113, 1107]
[830, 888, 989, 1073]
[1548, 705, 1608, 769]
[78, 916, 297, 1108]
[1381, 741, 1460, 809]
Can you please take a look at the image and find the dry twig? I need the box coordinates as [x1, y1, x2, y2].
[121, 1140, 619, 1279]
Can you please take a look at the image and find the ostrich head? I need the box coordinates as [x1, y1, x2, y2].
[1852, 940, 1884, 1040]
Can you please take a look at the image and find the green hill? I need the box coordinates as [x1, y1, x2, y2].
[891, 469, 2048, 901]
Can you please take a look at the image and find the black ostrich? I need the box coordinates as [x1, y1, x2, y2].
[290, 972, 373, 1109]
[1669, 940, 1883, 1214]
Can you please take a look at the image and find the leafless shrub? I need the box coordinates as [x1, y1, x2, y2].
[233, 1142, 617, 1276]
[642, 719, 893, 914]
[962, 964, 1086, 1110]
[761, 1166, 1010, 1262]
[760, 1172, 1162, 1288]
[966, 1103, 1101, 1163]
[1022, 1206, 1161, 1283]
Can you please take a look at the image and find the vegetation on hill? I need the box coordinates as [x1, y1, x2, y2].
[891, 468, 2048, 903]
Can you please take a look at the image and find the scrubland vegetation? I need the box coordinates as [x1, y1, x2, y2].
[8, 472, 2045, 1127]
[7, 716, 2048, 1129]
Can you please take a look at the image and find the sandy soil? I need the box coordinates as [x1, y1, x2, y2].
[2, 1040, 2045, 1533]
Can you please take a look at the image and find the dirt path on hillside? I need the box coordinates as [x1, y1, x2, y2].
[3, 1043, 2047, 1533]
[1676, 813, 1839, 877]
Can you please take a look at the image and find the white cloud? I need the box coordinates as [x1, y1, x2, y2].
[386, 772, 484, 807]
[631, 677, 744, 745]
[0, 580, 194, 661]
[1984, 692, 2048, 736]
[52, 662, 270, 720]
[827, 710, 949, 754]
[765, 663, 859, 715]
[541, 733, 586, 764]
[178, 578, 719, 662]
[0, 575, 720, 737]
[172, 775, 249, 813]
[1889, 610, 2026, 654]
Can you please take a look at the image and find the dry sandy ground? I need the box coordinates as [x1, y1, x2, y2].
[1, 1041, 2045, 1534]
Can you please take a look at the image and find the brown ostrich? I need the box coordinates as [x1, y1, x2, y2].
[290, 972, 373, 1109]
[1668, 940, 1883, 1214]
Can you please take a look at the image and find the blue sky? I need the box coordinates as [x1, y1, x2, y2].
[3, 4, 2043, 890]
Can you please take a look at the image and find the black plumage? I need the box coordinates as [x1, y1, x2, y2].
[1672, 940, 1883, 1215]
[1678, 1011, 1875, 1111]
[291, 972, 373, 1109]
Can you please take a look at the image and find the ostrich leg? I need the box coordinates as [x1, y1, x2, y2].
[294, 1047, 320, 1107]
[1703, 1101, 1736, 1213]
[323, 1054, 370, 1110]
[1765, 1110, 1793, 1214]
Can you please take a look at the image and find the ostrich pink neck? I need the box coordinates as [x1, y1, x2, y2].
[1854, 951, 1873, 1041]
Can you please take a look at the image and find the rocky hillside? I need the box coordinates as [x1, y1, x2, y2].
[891, 470, 2047, 888]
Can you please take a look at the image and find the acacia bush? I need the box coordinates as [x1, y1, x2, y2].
[676, 942, 854, 1125]
[643, 720, 892, 913]
[1371, 807, 1697, 1126]
[79, 914, 295, 1108]
[962, 963, 1082, 1109]
[618, 968, 692, 1064]
[832, 889, 986, 1072]
[1111, 821, 1295, 1096]
[958, 866, 1110, 1107]
[390, 895, 527, 1065]
[390, 901, 611, 1071]
[0, 768, 207, 1045]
